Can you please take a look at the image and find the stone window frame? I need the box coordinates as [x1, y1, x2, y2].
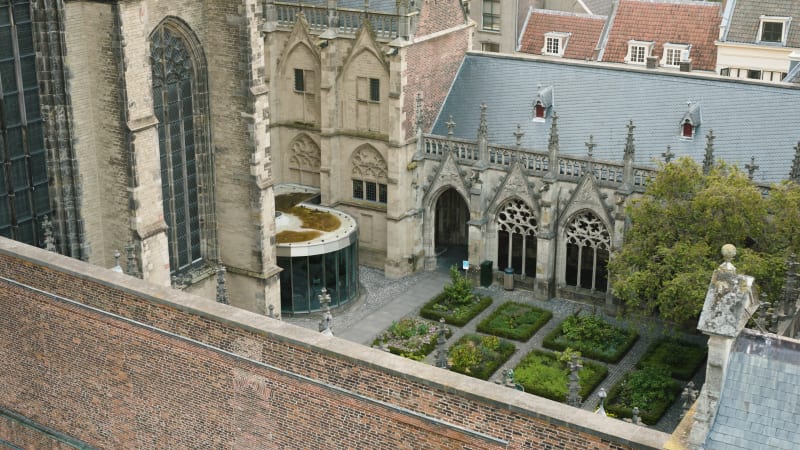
[150, 18, 217, 276]
[351, 145, 388, 206]
[496, 199, 538, 277]
[563, 210, 610, 291]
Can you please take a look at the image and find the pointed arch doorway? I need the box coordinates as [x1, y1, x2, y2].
[434, 188, 469, 269]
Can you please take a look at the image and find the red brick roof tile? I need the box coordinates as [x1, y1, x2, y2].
[519, 10, 606, 60]
[601, 0, 721, 71]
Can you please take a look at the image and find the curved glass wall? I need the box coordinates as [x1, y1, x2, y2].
[278, 240, 359, 313]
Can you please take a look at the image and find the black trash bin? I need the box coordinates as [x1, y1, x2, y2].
[480, 261, 493, 287]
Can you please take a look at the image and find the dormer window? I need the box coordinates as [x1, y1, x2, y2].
[542, 32, 570, 57]
[680, 101, 701, 140]
[532, 85, 553, 122]
[758, 16, 791, 45]
[626, 40, 654, 65]
[662, 43, 690, 68]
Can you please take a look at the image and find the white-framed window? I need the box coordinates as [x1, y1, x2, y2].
[661, 43, 690, 67]
[542, 32, 570, 57]
[481, 42, 500, 52]
[757, 16, 791, 45]
[625, 40, 654, 64]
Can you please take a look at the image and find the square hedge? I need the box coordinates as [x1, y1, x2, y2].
[448, 333, 516, 380]
[636, 338, 707, 381]
[513, 349, 608, 403]
[542, 315, 638, 363]
[476, 301, 552, 342]
[372, 317, 451, 361]
[605, 365, 682, 425]
[420, 292, 493, 327]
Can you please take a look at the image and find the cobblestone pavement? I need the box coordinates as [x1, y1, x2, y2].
[285, 266, 706, 434]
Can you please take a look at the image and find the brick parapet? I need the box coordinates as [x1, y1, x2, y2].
[0, 238, 668, 448]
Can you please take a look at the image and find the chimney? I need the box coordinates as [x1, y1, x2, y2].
[679, 60, 692, 72]
[646, 56, 658, 69]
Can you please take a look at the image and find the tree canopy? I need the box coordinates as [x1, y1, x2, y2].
[609, 157, 800, 326]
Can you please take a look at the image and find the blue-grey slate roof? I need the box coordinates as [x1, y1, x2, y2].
[278, 0, 400, 14]
[724, 0, 800, 47]
[432, 54, 800, 183]
[705, 332, 800, 450]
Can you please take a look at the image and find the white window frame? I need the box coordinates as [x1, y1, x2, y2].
[661, 43, 690, 67]
[757, 16, 791, 45]
[625, 40, 654, 65]
[542, 32, 570, 57]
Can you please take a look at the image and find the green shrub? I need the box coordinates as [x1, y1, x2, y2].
[420, 275, 494, 328]
[605, 365, 682, 425]
[542, 315, 638, 363]
[372, 317, 450, 360]
[637, 338, 707, 381]
[448, 334, 516, 380]
[513, 349, 608, 403]
[476, 301, 552, 341]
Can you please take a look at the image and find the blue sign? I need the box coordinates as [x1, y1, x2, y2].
[462, 260, 469, 271]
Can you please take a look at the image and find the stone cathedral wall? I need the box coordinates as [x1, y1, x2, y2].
[0, 238, 667, 449]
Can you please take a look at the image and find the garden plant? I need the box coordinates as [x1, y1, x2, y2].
[448, 333, 515, 380]
[420, 266, 492, 326]
[543, 314, 638, 363]
[373, 317, 451, 361]
[476, 301, 552, 341]
[605, 364, 682, 425]
[513, 348, 608, 403]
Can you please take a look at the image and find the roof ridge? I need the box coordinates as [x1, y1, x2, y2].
[620, 0, 721, 7]
[531, 8, 607, 20]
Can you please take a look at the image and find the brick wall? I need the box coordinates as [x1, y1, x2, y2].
[0, 238, 668, 449]
[415, 0, 469, 37]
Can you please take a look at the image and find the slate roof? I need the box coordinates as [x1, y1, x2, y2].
[601, 0, 721, 71]
[518, 10, 606, 60]
[705, 331, 800, 450]
[723, 0, 800, 47]
[276, 0, 401, 14]
[431, 53, 800, 183]
[582, 0, 615, 16]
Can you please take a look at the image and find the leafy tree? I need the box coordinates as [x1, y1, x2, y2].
[609, 157, 800, 326]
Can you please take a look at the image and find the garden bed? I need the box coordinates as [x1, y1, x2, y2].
[605, 365, 682, 425]
[542, 314, 638, 363]
[372, 317, 451, 361]
[637, 338, 707, 381]
[513, 349, 608, 403]
[448, 334, 516, 380]
[476, 301, 552, 341]
[420, 266, 493, 326]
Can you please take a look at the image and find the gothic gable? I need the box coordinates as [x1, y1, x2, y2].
[423, 151, 470, 207]
[559, 174, 613, 229]
[276, 13, 320, 76]
[488, 162, 539, 214]
[339, 22, 389, 79]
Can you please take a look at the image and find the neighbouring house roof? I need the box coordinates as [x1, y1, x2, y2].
[431, 53, 800, 183]
[704, 331, 800, 450]
[723, 0, 800, 47]
[601, 0, 721, 71]
[582, 0, 615, 16]
[518, 9, 606, 60]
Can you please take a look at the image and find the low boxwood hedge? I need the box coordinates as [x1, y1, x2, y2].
[605, 365, 682, 425]
[448, 334, 516, 380]
[476, 301, 552, 342]
[420, 292, 493, 327]
[542, 315, 638, 363]
[513, 349, 608, 403]
[636, 338, 707, 381]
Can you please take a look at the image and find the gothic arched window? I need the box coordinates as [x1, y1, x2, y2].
[0, 1, 51, 246]
[288, 134, 321, 187]
[351, 146, 387, 204]
[497, 199, 537, 277]
[564, 211, 610, 291]
[151, 21, 213, 274]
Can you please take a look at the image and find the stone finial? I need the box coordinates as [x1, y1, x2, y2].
[318, 287, 333, 335]
[585, 135, 596, 159]
[703, 130, 715, 175]
[111, 250, 123, 273]
[745, 156, 759, 180]
[631, 407, 641, 425]
[435, 317, 449, 369]
[478, 103, 488, 138]
[548, 111, 560, 153]
[216, 266, 229, 304]
[41, 215, 56, 252]
[566, 354, 583, 407]
[513, 124, 524, 148]
[791, 141, 800, 182]
[446, 115, 456, 139]
[662, 145, 674, 164]
[268, 303, 276, 319]
[414, 92, 424, 132]
[623, 120, 635, 162]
